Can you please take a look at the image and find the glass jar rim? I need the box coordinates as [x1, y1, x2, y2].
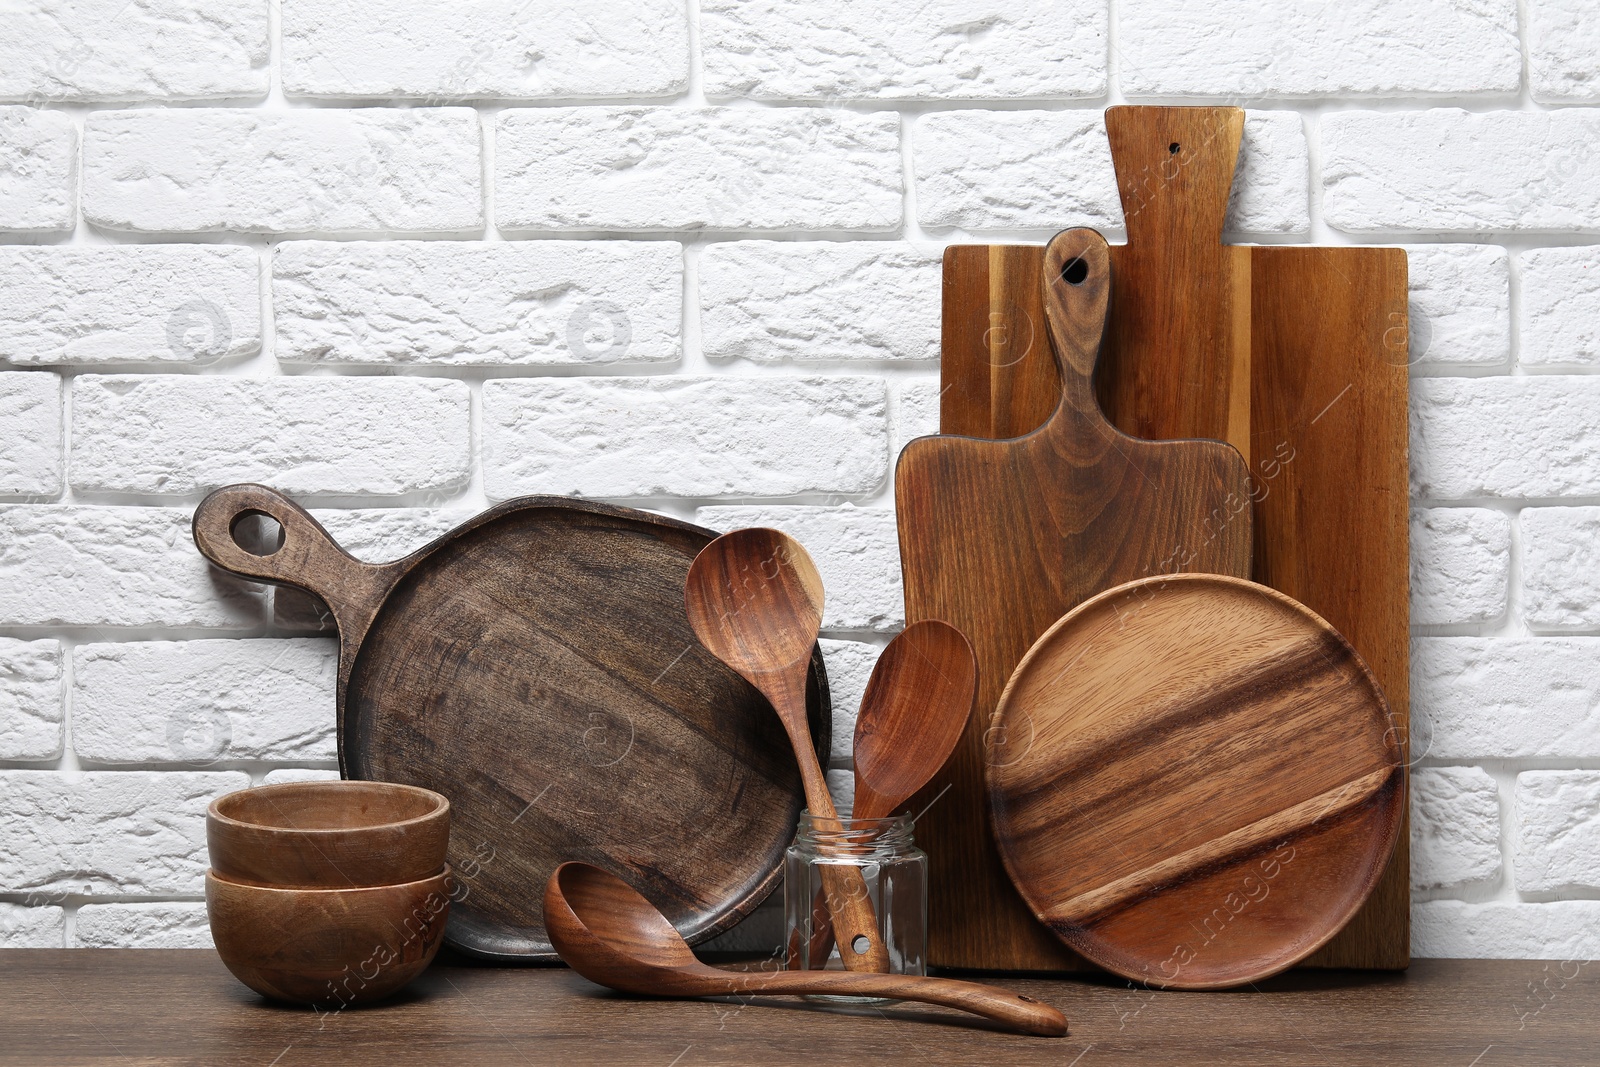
[793, 810, 918, 855]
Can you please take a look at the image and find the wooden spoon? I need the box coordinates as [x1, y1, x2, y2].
[685, 528, 889, 973]
[544, 862, 1068, 1037]
[853, 620, 977, 821]
[804, 620, 977, 966]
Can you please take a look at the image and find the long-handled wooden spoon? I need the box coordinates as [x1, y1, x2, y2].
[685, 528, 889, 973]
[805, 619, 977, 966]
[544, 862, 1068, 1037]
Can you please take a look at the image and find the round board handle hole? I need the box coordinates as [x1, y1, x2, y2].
[230, 510, 285, 558]
[1060, 256, 1089, 286]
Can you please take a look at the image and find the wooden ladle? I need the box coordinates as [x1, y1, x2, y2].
[804, 619, 977, 966]
[544, 862, 1068, 1037]
[685, 528, 889, 973]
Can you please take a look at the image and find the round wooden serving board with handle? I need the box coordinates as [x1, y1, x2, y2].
[193, 484, 830, 961]
[987, 573, 1402, 990]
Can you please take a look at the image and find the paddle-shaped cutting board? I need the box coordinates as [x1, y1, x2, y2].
[932, 106, 1410, 971]
[897, 227, 1254, 973]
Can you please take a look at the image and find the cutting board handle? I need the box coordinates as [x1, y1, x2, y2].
[1039, 228, 1113, 425]
[1107, 106, 1243, 246]
[192, 484, 398, 631]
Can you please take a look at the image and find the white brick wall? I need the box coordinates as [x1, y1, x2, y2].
[0, 107, 76, 232]
[0, 246, 260, 366]
[0, 0, 1595, 959]
[83, 109, 483, 235]
[281, 0, 688, 100]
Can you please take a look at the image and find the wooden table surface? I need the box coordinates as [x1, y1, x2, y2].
[4, 950, 1596, 1066]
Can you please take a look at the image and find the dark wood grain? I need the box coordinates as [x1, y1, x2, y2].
[684, 528, 887, 974]
[932, 107, 1412, 972]
[898, 229, 1253, 973]
[543, 862, 1068, 1037]
[989, 574, 1403, 989]
[193, 486, 831, 961]
[6, 950, 1595, 1066]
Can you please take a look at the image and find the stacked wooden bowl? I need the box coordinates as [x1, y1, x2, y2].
[205, 780, 452, 1008]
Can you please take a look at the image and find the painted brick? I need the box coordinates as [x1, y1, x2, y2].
[261, 769, 340, 785]
[0, 904, 65, 948]
[819, 638, 877, 769]
[0, 107, 75, 232]
[1529, 0, 1600, 102]
[700, 242, 939, 364]
[1414, 900, 1600, 959]
[0, 506, 262, 629]
[0, 0, 267, 102]
[74, 902, 213, 948]
[1409, 508, 1509, 625]
[282, 0, 687, 100]
[0, 770, 248, 895]
[1324, 110, 1600, 234]
[915, 109, 1307, 233]
[1411, 767, 1501, 891]
[0, 246, 260, 367]
[72, 640, 337, 765]
[701, 0, 1105, 100]
[1403, 245, 1510, 368]
[0, 638, 62, 762]
[495, 108, 901, 232]
[1120, 0, 1519, 97]
[1522, 507, 1600, 630]
[695, 505, 900, 633]
[0, 372, 61, 499]
[894, 378, 942, 454]
[83, 108, 482, 235]
[274, 241, 679, 367]
[71, 376, 470, 497]
[482, 377, 888, 499]
[1519, 246, 1600, 367]
[1516, 771, 1600, 892]
[826, 767, 854, 817]
[1413, 637, 1600, 760]
[1410, 377, 1600, 500]
[275, 508, 467, 630]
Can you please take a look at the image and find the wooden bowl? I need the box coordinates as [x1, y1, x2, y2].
[206, 867, 452, 1007]
[207, 780, 449, 888]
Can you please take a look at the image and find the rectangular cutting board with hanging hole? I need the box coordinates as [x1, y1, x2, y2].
[921, 105, 1410, 973]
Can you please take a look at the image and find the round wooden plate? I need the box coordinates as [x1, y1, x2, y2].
[987, 574, 1402, 990]
[194, 486, 829, 961]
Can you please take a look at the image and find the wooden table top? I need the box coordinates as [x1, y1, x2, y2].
[4, 950, 1596, 1066]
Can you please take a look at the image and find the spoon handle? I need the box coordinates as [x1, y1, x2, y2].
[722, 969, 1069, 1037]
[768, 673, 892, 975]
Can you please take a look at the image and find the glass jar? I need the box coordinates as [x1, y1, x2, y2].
[783, 812, 926, 995]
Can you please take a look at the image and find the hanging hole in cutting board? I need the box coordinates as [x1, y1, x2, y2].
[1168, 142, 1180, 154]
[230, 511, 284, 557]
[1060, 256, 1089, 286]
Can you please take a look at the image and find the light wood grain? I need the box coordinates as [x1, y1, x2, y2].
[898, 228, 1253, 972]
[988, 574, 1403, 990]
[193, 485, 832, 961]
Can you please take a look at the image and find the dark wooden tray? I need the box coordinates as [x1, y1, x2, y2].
[194, 485, 830, 960]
